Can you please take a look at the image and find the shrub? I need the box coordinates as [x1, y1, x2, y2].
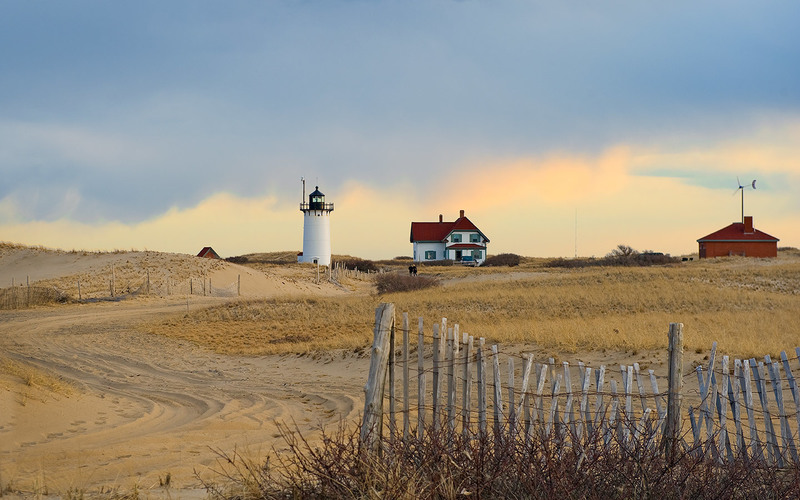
[483, 253, 521, 267]
[374, 273, 439, 294]
[225, 256, 248, 264]
[545, 245, 679, 268]
[202, 421, 800, 499]
[419, 259, 453, 267]
[337, 258, 379, 273]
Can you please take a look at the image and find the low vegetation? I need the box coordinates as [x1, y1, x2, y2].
[547, 244, 680, 268]
[335, 257, 379, 273]
[374, 272, 439, 294]
[202, 421, 800, 499]
[0, 286, 69, 309]
[0, 358, 75, 397]
[482, 252, 521, 267]
[150, 254, 800, 358]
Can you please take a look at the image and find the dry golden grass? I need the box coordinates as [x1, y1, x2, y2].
[0, 357, 76, 398]
[148, 255, 800, 359]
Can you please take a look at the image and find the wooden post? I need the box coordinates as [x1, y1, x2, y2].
[593, 365, 606, 431]
[508, 357, 516, 434]
[77, 280, 81, 301]
[663, 322, 683, 463]
[146, 269, 151, 295]
[447, 327, 456, 433]
[417, 317, 425, 440]
[463, 334, 473, 437]
[753, 359, 779, 464]
[360, 303, 396, 451]
[742, 359, 763, 461]
[564, 362, 575, 441]
[402, 313, 410, 440]
[432, 323, 441, 432]
[478, 338, 487, 438]
[26, 275, 30, 306]
[111, 264, 115, 297]
[237, 274, 241, 296]
[492, 345, 504, 436]
[389, 310, 397, 438]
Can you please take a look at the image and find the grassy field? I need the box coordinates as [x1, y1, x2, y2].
[148, 251, 800, 359]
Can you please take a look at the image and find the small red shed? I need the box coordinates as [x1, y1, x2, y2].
[197, 247, 221, 259]
[697, 216, 779, 258]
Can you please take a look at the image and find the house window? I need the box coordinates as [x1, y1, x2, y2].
[425, 250, 436, 260]
[470, 234, 480, 243]
[451, 234, 462, 243]
[472, 250, 482, 260]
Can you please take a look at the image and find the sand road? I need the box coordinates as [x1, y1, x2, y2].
[0, 297, 369, 495]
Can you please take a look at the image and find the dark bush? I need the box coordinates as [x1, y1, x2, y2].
[203, 421, 800, 499]
[545, 245, 678, 268]
[336, 258, 379, 272]
[225, 256, 248, 264]
[483, 253, 521, 267]
[419, 259, 453, 267]
[374, 273, 439, 294]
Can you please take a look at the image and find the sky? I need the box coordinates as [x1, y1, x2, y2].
[1, 1, 798, 260]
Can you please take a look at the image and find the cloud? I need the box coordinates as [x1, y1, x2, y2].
[1, 132, 798, 260]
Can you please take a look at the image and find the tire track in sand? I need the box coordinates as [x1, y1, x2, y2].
[0, 299, 367, 492]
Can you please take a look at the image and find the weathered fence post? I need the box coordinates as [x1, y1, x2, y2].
[402, 312, 410, 440]
[389, 308, 397, 437]
[432, 323, 442, 432]
[477, 338, 487, 438]
[361, 303, 396, 452]
[418, 317, 425, 440]
[663, 322, 684, 462]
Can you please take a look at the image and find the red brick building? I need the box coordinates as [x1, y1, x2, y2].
[197, 247, 221, 259]
[697, 216, 779, 258]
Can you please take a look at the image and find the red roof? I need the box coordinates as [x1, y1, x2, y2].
[447, 243, 485, 249]
[410, 214, 488, 243]
[697, 222, 779, 242]
[197, 246, 221, 259]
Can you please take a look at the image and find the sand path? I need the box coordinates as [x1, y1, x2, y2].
[0, 297, 369, 495]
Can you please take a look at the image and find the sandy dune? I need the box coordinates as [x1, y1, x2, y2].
[0, 248, 369, 496]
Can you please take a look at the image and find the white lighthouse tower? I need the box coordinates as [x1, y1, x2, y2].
[298, 179, 334, 266]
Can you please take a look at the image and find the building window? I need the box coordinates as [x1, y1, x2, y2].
[470, 234, 480, 243]
[451, 234, 462, 243]
[425, 250, 436, 260]
[472, 250, 482, 260]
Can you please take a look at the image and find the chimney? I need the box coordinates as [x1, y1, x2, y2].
[439, 214, 443, 223]
[459, 209, 465, 218]
[744, 216, 754, 233]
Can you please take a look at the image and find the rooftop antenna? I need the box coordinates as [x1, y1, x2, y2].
[733, 177, 756, 224]
[301, 177, 306, 202]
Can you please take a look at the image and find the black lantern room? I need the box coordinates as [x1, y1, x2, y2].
[308, 186, 325, 210]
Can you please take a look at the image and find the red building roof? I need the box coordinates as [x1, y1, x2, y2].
[197, 246, 221, 259]
[410, 210, 488, 243]
[697, 222, 778, 243]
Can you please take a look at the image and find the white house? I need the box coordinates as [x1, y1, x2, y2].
[410, 210, 489, 265]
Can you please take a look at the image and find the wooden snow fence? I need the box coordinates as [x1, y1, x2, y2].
[361, 303, 800, 465]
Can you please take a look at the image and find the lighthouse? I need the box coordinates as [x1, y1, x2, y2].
[298, 179, 334, 266]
